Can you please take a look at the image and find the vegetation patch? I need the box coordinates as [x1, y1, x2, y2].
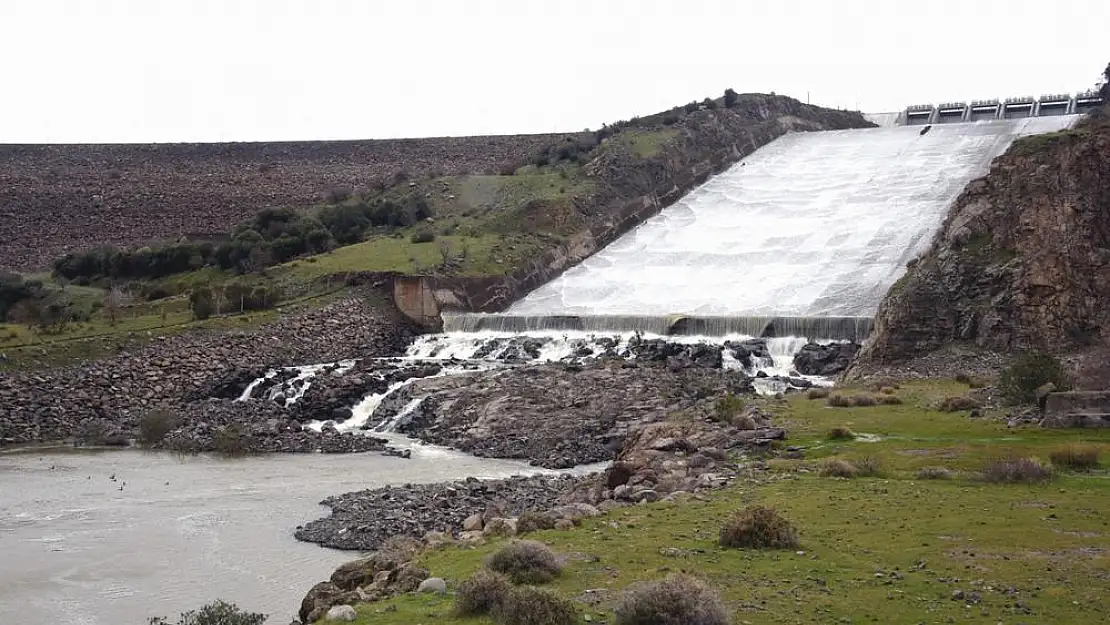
[806, 387, 830, 400]
[1049, 443, 1102, 472]
[819, 459, 859, 478]
[613, 574, 728, 625]
[827, 426, 856, 441]
[999, 351, 1072, 405]
[148, 600, 265, 625]
[981, 457, 1053, 483]
[490, 586, 578, 625]
[485, 540, 562, 585]
[938, 395, 982, 412]
[718, 505, 799, 549]
[915, 466, 954, 480]
[138, 408, 182, 445]
[454, 569, 512, 617]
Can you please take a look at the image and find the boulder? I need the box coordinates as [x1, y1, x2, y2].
[462, 513, 484, 532]
[792, 342, 860, 376]
[324, 605, 357, 622]
[417, 577, 448, 594]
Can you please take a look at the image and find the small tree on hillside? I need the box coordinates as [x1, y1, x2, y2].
[1101, 61, 1110, 100]
[724, 88, 738, 108]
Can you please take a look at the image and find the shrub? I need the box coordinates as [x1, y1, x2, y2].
[852, 394, 877, 407]
[613, 574, 728, 625]
[916, 466, 954, 480]
[819, 459, 858, 478]
[491, 586, 578, 625]
[981, 457, 1052, 483]
[998, 351, 1072, 405]
[878, 394, 904, 405]
[826, 393, 854, 407]
[410, 228, 436, 244]
[1049, 443, 1102, 471]
[139, 408, 181, 445]
[713, 393, 746, 423]
[854, 455, 884, 477]
[827, 426, 856, 441]
[148, 600, 266, 625]
[718, 505, 798, 549]
[724, 88, 738, 108]
[516, 510, 556, 534]
[190, 289, 216, 320]
[486, 540, 561, 584]
[807, 387, 830, 400]
[455, 569, 512, 616]
[212, 425, 251, 456]
[938, 395, 982, 412]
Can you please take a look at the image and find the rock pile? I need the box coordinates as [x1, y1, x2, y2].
[390, 359, 756, 468]
[793, 342, 861, 376]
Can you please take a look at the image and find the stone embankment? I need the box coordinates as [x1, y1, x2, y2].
[0, 295, 415, 450]
[0, 134, 581, 271]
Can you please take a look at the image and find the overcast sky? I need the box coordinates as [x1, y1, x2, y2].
[1, 0, 1107, 143]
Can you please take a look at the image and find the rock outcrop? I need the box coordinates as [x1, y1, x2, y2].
[855, 109, 1110, 372]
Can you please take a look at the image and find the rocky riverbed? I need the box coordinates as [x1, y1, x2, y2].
[0, 295, 415, 450]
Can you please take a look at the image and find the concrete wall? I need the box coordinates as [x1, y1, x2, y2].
[391, 276, 443, 331]
[1042, 391, 1110, 428]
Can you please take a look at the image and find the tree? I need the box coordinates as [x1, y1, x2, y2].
[724, 88, 738, 108]
[1101, 61, 1110, 100]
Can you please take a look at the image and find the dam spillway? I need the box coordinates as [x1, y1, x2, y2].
[495, 116, 1081, 336]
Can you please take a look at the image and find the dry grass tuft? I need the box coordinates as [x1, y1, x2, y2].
[826, 426, 856, 441]
[719, 505, 799, 549]
[938, 395, 982, 412]
[806, 387, 831, 400]
[613, 574, 728, 625]
[916, 466, 954, 480]
[819, 459, 859, 478]
[981, 457, 1053, 483]
[485, 540, 562, 585]
[454, 569, 512, 616]
[1049, 443, 1102, 472]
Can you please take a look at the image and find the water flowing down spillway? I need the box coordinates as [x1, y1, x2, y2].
[507, 116, 1081, 321]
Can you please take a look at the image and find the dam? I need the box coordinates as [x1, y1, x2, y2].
[450, 113, 1084, 341]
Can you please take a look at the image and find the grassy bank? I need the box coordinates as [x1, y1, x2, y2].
[344, 380, 1110, 624]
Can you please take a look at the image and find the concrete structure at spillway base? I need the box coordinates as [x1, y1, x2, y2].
[464, 115, 1083, 340]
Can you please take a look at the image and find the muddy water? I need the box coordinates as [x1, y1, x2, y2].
[0, 442, 575, 624]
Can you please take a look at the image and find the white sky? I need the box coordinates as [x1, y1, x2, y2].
[1, 0, 1107, 143]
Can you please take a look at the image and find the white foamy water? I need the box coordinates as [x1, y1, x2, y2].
[0, 446, 592, 625]
[509, 117, 1080, 317]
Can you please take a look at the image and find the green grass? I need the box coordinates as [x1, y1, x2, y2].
[342, 380, 1110, 624]
[613, 129, 680, 158]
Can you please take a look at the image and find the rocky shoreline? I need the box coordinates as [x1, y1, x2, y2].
[0, 294, 416, 451]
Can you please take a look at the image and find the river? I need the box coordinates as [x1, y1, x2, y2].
[0, 440, 576, 624]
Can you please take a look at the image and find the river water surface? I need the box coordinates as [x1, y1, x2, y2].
[0, 441, 576, 624]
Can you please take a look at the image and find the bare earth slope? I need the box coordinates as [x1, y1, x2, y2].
[0, 135, 574, 271]
[856, 109, 1110, 370]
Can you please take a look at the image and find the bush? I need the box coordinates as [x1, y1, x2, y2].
[410, 228, 436, 244]
[878, 394, 904, 405]
[486, 540, 562, 584]
[854, 455, 884, 477]
[999, 351, 1072, 405]
[454, 569, 512, 616]
[852, 394, 877, 407]
[916, 466, 954, 480]
[827, 426, 856, 441]
[516, 510, 556, 534]
[938, 395, 982, 412]
[212, 424, 251, 456]
[819, 459, 858, 478]
[724, 88, 738, 108]
[1049, 443, 1102, 471]
[613, 574, 728, 625]
[807, 387, 830, 400]
[148, 600, 266, 625]
[190, 289, 216, 320]
[981, 457, 1052, 483]
[826, 393, 854, 407]
[491, 586, 578, 625]
[719, 505, 798, 549]
[713, 393, 746, 423]
[139, 408, 181, 445]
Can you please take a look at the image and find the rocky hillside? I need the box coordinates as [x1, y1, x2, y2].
[856, 108, 1110, 368]
[0, 134, 579, 271]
